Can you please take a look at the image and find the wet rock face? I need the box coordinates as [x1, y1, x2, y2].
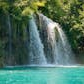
[37, 15, 55, 63]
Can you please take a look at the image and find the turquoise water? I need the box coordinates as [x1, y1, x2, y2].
[0, 67, 84, 84]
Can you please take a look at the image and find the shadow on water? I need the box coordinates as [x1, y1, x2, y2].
[1, 64, 84, 71]
[0, 66, 41, 71]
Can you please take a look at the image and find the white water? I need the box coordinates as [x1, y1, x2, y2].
[39, 14, 75, 65]
[28, 16, 47, 65]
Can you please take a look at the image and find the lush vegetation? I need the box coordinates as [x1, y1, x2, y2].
[40, 0, 84, 53]
[0, 0, 84, 66]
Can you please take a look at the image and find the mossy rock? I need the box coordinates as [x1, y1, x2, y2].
[0, 56, 4, 68]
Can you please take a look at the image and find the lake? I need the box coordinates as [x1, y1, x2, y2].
[0, 66, 84, 84]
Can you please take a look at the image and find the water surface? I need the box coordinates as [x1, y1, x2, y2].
[0, 67, 84, 84]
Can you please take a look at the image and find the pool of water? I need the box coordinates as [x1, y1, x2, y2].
[0, 67, 84, 84]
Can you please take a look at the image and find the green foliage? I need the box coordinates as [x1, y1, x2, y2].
[0, 1, 9, 14]
[40, 0, 65, 21]
[41, 0, 84, 53]
[0, 0, 46, 19]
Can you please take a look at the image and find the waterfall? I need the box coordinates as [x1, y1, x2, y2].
[7, 15, 12, 65]
[39, 14, 75, 65]
[28, 16, 47, 65]
[5, 14, 76, 66]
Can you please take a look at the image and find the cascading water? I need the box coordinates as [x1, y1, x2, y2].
[28, 16, 47, 65]
[7, 15, 12, 65]
[39, 14, 75, 65]
[5, 14, 76, 66]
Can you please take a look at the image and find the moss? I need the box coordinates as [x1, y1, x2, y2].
[0, 56, 4, 68]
